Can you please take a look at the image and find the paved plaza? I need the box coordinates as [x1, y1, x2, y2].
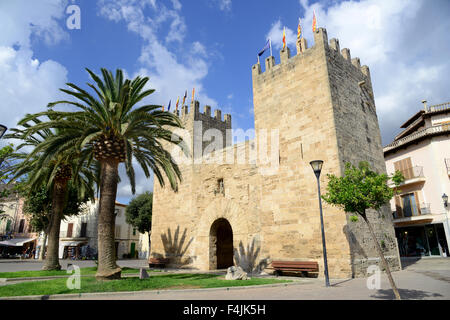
[0, 257, 449, 300]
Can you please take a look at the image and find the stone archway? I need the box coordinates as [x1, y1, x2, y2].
[209, 218, 234, 270]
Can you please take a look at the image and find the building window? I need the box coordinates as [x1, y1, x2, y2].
[67, 223, 73, 238]
[215, 179, 224, 195]
[115, 209, 120, 217]
[80, 223, 87, 237]
[402, 193, 420, 217]
[5, 220, 11, 232]
[133, 228, 136, 236]
[18, 219, 25, 233]
[115, 225, 121, 238]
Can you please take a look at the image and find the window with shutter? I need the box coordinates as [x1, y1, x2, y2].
[395, 196, 403, 218]
[414, 192, 421, 215]
[67, 223, 73, 238]
[394, 157, 413, 180]
[115, 225, 121, 238]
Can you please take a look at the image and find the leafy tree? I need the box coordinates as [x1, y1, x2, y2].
[20, 183, 90, 259]
[0, 144, 14, 182]
[321, 161, 404, 300]
[126, 192, 153, 255]
[4, 119, 96, 270]
[21, 68, 186, 279]
[125, 191, 153, 234]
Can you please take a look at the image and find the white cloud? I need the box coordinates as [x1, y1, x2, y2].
[296, 0, 450, 145]
[219, 0, 232, 11]
[0, 0, 68, 145]
[0, 0, 68, 49]
[266, 20, 296, 51]
[171, 0, 182, 11]
[98, 0, 219, 197]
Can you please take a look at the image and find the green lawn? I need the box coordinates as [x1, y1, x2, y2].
[0, 273, 291, 297]
[0, 267, 140, 279]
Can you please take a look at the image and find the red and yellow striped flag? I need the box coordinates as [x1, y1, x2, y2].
[282, 27, 286, 50]
[175, 97, 180, 111]
[162, 105, 165, 111]
[192, 88, 195, 103]
[312, 10, 317, 33]
[297, 18, 302, 41]
[182, 90, 187, 105]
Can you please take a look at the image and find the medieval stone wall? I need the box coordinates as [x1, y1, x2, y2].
[150, 27, 401, 278]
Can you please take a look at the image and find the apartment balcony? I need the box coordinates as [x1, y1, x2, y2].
[59, 231, 88, 241]
[393, 203, 434, 227]
[389, 166, 425, 187]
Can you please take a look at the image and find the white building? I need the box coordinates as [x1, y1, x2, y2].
[36, 200, 143, 260]
[384, 100, 450, 258]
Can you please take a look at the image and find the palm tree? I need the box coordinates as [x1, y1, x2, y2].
[5, 118, 96, 270]
[21, 68, 186, 279]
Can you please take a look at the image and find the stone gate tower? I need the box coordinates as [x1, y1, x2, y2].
[149, 28, 401, 278]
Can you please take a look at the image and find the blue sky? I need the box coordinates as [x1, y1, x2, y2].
[1, 0, 449, 204]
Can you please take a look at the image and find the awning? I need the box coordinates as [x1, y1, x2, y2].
[0, 238, 36, 247]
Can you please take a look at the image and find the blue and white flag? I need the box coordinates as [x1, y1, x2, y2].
[258, 39, 271, 57]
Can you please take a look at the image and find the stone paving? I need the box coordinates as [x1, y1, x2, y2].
[0, 257, 449, 300]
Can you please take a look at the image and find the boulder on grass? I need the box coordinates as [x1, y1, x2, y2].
[225, 266, 250, 280]
[139, 268, 150, 279]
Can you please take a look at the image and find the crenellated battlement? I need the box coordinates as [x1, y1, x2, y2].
[252, 27, 372, 83]
[172, 100, 232, 127]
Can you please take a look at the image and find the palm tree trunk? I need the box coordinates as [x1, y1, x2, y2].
[96, 159, 121, 280]
[39, 232, 47, 260]
[361, 212, 401, 300]
[42, 181, 67, 271]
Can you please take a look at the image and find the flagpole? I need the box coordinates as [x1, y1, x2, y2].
[270, 38, 273, 56]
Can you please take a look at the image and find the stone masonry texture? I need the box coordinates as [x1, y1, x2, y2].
[150, 28, 401, 278]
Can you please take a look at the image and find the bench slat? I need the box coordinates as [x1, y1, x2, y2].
[271, 260, 319, 273]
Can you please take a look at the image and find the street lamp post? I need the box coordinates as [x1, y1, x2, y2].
[310, 160, 330, 287]
[0, 125, 7, 139]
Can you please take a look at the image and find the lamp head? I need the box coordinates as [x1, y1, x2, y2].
[310, 160, 324, 178]
[443, 193, 448, 207]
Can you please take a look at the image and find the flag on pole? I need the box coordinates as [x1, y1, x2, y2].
[297, 18, 302, 41]
[162, 105, 165, 111]
[175, 97, 180, 111]
[182, 90, 187, 105]
[312, 10, 317, 33]
[258, 39, 271, 57]
[192, 88, 195, 103]
[167, 100, 171, 111]
[282, 27, 286, 50]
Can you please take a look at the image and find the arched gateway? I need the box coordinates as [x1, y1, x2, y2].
[209, 218, 234, 270]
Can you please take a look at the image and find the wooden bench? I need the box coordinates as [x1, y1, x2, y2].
[148, 257, 170, 269]
[271, 261, 319, 277]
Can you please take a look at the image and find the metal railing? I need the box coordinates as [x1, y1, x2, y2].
[384, 124, 450, 152]
[395, 166, 424, 182]
[420, 203, 431, 215]
[445, 158, 450, 175]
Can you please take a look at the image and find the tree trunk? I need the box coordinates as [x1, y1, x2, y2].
[96, 159, 121, 280]
[361, 212, 401, 300]
[39, 232, 47, 261]
[147, 231, 151, 260]
[42, 181, 67, 271]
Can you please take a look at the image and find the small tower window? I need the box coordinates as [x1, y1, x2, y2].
[215, 179, 224, 196]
